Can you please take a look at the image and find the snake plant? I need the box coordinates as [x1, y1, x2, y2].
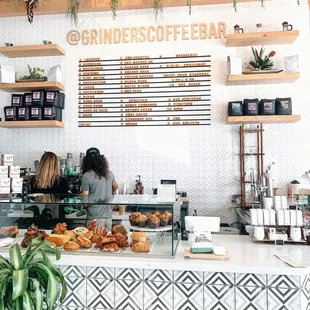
[0, 238, 67, 310]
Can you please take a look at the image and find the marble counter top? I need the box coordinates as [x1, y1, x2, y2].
[51, 235, 310, 276]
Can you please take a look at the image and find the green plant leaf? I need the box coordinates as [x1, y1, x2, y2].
[42, 253, 67, 302]
[10, 244, 23, 271]
[12, 268, 28, 300]
[33, 262, 60, 309]
[12, 296, 23, 310]
[0, 279, 10, 310]
[23, 290, 34, 310]
[0, 255, 13, 272]
[29, 278, 43, 310]
[23, 240, 55, 267]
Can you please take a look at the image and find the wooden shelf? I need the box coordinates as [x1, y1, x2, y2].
[226, 72, 300, 86]
[0, 121, 64, 128]
[0, 44, 65, 58]
[0, 82, 64, 92]
[227, 115, 301, 124]
[226, 30, 299, 47]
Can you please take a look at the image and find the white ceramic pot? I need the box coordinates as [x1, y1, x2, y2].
[254, 226, 265, 241]
[290, 226, 301, 242]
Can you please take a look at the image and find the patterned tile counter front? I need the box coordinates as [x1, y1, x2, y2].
[56, 266, 310, 310]
[52, 236, 310, 310]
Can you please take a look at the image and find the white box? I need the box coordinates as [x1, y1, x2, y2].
[296, 210, 303, 226]
[0, 65, 15, 83]
[263, 210, 270, 225]
[281, 196, 288, 209]
[0, 178, 10, 187]
[270, 210, 276, 225]
[227, 56, 242, 75]
[290, 210, 297, 226]
[276, 210, 284, 225]
[9, 166, 20, 178]
[11, 187, 22, 194]
[268, 232, 288, 241]
[256, 209, 263, 226]
[250, 209, 257, 226]
[1, 154, 13, 164]
[0, 166, 8, 177]
[284, 210, 290, 225]
[0, 187, 10, 194]
[11, 178, 23, 188]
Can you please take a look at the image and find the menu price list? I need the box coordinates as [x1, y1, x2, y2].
[78, 54, 211, 127]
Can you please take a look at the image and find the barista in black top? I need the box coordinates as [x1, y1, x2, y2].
[30, 152, 69, 195]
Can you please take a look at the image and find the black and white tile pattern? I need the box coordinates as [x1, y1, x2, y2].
[87, 266, 114, 279]
[115, 279, 143, 310]
[87, 278, 114, 309]
[236, 286, 267, 310]
[55, 266, 309, 310]
[174, 282, 203, 310]
[144, 281, 173, 310]
[204, 285, 235, 310]
[204, 272, 234, 286]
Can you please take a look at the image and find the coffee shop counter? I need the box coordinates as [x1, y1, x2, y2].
[6, 235, 310, 310]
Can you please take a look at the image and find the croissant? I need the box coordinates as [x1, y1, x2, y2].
[100, 236, 116, 245]
[113, 233, 129, 248]
[77, 236, 92, 248]
[83, 231, 94, 240]
[131, 232, 147, 242]
[101, 242, 119, 252]
[94, 236, 104, 248]
[131, 241, 150, 253]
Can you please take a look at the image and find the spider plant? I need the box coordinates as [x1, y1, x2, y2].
[0, 238, 67, 310]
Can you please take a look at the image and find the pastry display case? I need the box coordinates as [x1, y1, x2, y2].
[0, 194, 181, 257]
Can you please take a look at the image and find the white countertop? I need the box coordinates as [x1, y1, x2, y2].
[50, 235, 310, 276]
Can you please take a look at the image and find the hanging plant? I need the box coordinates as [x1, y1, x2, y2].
[153, 0, 163, 20]
[110, 0, 119, 19]
[68, 0, 80, 24]
[187, 0, 191, 15]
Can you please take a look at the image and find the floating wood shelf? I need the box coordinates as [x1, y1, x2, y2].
[0, 121, 64, 128]
[0, 0, 265, 17]
[0, 44, 65, 58]
[0, 82, 65, 92]
[226, 30, 299, 47]
[226, 72, 300, 86]
[227, 115, 301, 124]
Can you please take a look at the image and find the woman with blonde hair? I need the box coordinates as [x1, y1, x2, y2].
[30, 152, 69, 194]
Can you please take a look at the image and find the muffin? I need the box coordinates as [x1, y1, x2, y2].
[163, 211, 172, 225]
[153, 210, 161, 217]
[129, 212, 141, 226]
[148, 215, 160, 229]
[158, 213, 170, 226]
[136, 214, 148, 227]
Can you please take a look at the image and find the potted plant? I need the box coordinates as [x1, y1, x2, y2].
[245, 46, 277, 73]
[0, 238, 67, 309]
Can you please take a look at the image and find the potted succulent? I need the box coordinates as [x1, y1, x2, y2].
[245, 46, 277, 73]
[0, 238, 67, 309]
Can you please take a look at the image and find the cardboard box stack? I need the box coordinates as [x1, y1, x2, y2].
[0, 154, 22, 194]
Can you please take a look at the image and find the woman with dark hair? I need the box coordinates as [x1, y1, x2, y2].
[30, 152, 69, 194]
[81, 147, 118, 230]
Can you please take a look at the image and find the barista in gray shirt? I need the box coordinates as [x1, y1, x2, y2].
[81, 147, 118, 230]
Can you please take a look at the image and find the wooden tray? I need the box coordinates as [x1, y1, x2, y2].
[251, 237, 307, 244]
[184, 249, 230, 260]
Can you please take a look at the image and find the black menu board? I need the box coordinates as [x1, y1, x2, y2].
[78, 54, 211, 127]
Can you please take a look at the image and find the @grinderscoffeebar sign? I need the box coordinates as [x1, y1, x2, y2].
[66, 22, 227, 45]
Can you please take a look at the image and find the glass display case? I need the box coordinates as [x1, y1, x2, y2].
[0, 194, 181, 257]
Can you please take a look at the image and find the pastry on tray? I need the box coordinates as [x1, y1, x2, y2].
[129, 212, 141, 226]
[64, 230, 76, 240]
[163, 211, 172, 225]
[130, 237, 150, 248]
[64, 241, 81, 252]
[0, 226, 19, 237]
[131, 232, 147, 242]
[101, 242, 119, 252]
[91, 235, 103, 244]
[112, 233, 129, 247]
[26, 224, 39, 236]
[52, 223, 67, 234]
[93, 226, 108, 236]
[136, 214, 148, 227]
[147, 215, 160, 229]
[131, 241, 150, 253]
[46, 234, 70, 247]
[21, 224, 48, 248]
[76, 236, 92, 248]
[73, 227, 89, 236]
[111, 224, 127, 236]
[153, 210, 161, 217]
[100, 236, 116, 245]
[83, 231, 94, 240]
